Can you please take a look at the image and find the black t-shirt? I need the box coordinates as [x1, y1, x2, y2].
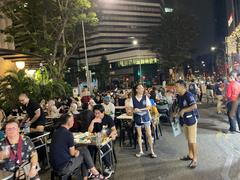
[25, 99, 45, 128]
[50, 126, 74, 171]
[93, 115, 115, 133]
[118, 98, 125, 106]
[214, 84, 222, 95]
[206, 82, 213, 90]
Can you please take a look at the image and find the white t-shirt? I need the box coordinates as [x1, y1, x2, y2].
[102, 102, 115, 119]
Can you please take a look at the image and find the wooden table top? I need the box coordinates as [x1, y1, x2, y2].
[0, 170, 14, 180]
[117, 113, 133, 120]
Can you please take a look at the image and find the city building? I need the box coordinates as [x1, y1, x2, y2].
[225, 0, 240, 72]
[77, 0, 165, 87]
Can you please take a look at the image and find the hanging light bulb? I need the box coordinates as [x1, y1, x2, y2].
[16, 61, 25, 69]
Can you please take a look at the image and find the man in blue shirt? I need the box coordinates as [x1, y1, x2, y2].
[50, 113, 105, 180]
[174, 80, 198, 169]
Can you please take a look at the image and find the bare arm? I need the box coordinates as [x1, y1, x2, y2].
[109, 126, 117, 140]
[69, 146, 79, 157]
[88, 121, 95, 133]
[30, 151, 38, 168]
[179, 104, 197, 117]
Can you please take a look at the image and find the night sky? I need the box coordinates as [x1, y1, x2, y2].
[165, 0, 225, 56]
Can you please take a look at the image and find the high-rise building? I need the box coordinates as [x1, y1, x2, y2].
[79, 0, 164, 65]
[77, 0, 165, 86]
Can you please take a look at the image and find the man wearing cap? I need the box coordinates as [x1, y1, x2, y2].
[102, 96, 115, 120]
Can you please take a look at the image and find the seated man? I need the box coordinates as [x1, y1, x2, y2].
[50, 113, 105, 180]
[88, 104, 117, 178]
[0, 118, 39, 179]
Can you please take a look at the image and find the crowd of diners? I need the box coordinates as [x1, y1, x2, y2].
[0, 85, 175, 179]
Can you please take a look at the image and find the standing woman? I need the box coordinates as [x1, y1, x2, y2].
[130, 84, 157, 158]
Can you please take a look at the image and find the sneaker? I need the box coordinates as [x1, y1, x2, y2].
[149, 153, 157, 158]
[104, 167, 114, 179]
[136, 152, 144, 158]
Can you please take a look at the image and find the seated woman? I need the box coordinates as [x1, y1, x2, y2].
[125, 92, 133, 116]
[47, 100, 60, 117]
[78, 103, 94, 133]
[0, 109, 7, 139]
[0, 118, 39, 180]
[68, 103, 80, 132]
[40, 99, 47, 111]
[68, 103, 79, 115]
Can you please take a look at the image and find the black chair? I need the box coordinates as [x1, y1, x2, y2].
[119, 119, 133, 147]
[154, 119, 163, 139]
[51, 166, 80, 180]
[51, 170, 72, 180]
[89, 141, 118, 165]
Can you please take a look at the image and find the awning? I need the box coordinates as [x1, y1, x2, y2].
[0, 48, 44, 68]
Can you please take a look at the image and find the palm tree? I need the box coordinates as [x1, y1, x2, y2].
[0, 70, 39, 113]
[39, 80, 69, 100]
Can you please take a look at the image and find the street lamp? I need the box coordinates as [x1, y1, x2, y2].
[81, 21, 91, 93]
[132, 39, 142, 83]
[211, 46, 216, 51]
[132, 39, 138, 46]
[210, 46, 228, 77]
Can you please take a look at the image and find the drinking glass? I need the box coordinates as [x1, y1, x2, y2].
[1, 145, 10, 160]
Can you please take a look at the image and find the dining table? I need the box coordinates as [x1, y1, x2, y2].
[73, 132, 115, 173]
[0, 170, 14, 180]
[116, 113, 133, 147]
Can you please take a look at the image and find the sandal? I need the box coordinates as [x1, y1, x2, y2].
[188, 160, 197, 169]
[180, 155, 193, 161]
[136, 152, 144, 158]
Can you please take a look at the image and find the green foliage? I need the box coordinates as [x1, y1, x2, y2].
[0, 70, 71, 113]
[34, 67, 49, 85]
[38, 80, 67, 100]
[146, 10, 199, 69]
[0, 70, 39, 113]
[1, 0, 98, 79]
[94, 56, 110, 91]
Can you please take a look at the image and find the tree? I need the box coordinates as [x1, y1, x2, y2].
[1, 0, 98, 80]
[95, 56, 110, 91]
[0, 70, 39, 113]
[0, 69, 71, 113]
[146, 10, 199, 73]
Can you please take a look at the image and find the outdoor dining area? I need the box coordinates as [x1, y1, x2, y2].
[0, 86, 172, 180]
